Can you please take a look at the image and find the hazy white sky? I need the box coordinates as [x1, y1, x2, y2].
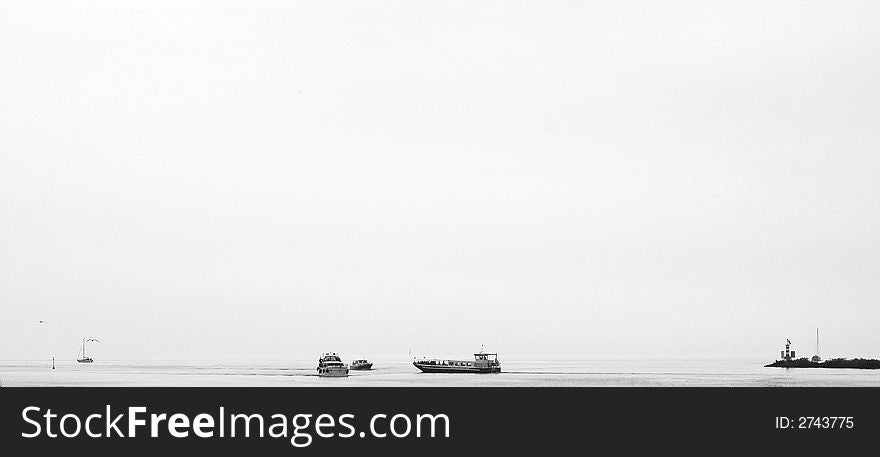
[1, 0, 878, 361]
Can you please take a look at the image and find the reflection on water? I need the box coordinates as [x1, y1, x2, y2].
[1, 359, 878, 387]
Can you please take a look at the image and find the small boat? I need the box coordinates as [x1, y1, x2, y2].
[350, 359, 373, 370]
[414, 350, 501, 373]
[317, 352, 349, 377]
[76, 338, 99, 363]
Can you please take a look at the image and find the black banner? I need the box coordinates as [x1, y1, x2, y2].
[1, 388, 877, 454]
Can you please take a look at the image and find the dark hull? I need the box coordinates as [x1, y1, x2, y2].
[76, 358, 93, 363]
[414, 363, 500, 374]
[350, 364, 373, 370]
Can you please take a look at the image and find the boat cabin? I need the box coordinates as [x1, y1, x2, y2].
[473, 352, 500, 368]
[319, 353, 345, 366]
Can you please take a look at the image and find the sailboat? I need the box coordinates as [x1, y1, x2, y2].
[76, 338, 99, 363]
[811, 328, 822, 363]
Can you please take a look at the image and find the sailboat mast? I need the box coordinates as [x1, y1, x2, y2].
[82, 338, 86, 358]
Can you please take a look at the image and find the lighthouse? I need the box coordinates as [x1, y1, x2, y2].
[780, 339, 795, 361]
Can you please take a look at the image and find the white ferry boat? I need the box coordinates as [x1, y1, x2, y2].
[350, 359, 373, 370]
[317, 352, 349, 377]
[413, 351, 501, 373]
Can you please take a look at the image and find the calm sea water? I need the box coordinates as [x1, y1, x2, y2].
[2, 359, 879, 387]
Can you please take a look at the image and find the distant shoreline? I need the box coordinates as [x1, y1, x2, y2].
[765, 358, 880, 369]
